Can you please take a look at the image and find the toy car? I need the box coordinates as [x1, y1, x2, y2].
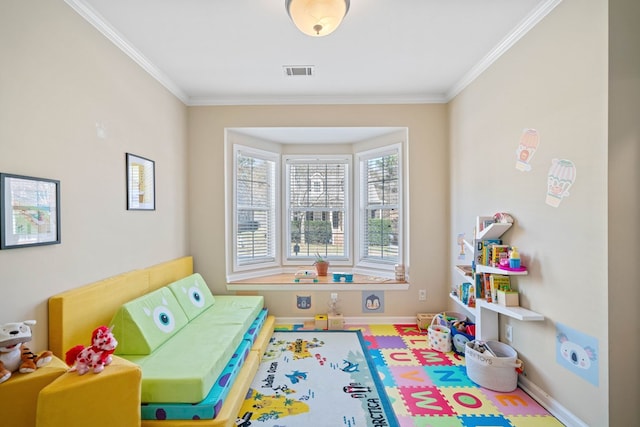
[294, 270, 318, 282]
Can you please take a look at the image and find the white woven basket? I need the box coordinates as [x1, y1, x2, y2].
[465, 340, 522, 392]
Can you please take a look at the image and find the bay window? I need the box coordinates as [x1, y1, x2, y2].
[228, 134, 404, 281]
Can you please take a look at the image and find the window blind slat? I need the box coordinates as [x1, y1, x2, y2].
[361, 151, 400, 263]
[286, 159, 348, 260]
[235, 152, 276, 266]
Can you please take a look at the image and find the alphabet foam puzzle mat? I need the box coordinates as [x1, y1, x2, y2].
[265, 323, 564, 427]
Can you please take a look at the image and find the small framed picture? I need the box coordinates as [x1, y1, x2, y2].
[0, 173, 61, 249]
[126, 153, 155, 210]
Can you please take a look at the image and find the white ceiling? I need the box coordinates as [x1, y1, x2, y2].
[66, 0, 561, 107]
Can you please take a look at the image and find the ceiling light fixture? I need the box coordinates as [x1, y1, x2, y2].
[285, 0, 350, 37]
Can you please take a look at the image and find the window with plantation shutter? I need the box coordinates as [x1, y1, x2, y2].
[285, 157, 349, 261]
[234, 147, 278, 267]
[358, 146, 401, 265]
[227, 133, 405, 281]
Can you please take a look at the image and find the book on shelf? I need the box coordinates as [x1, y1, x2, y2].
[482, 273, 492, 302]
[475, 273, 484, 298]
[456, 265, 473, 277]
[459, 282, 471, 305]
[475, 239, 502, 266]
[490, 244, 510, 267]
[489, 275, 511, 302]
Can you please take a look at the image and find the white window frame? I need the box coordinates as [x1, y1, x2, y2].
[283, 155, 352, 266]
[231, 144, 280, 274]
[354, 143, 403, 272]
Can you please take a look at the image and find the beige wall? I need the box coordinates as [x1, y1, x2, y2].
[187, 104, 450, 317]
[449, 1, 608, 425]
[3, 0, 634, 424]
[609, 1, 640, 425]
[0, 2, 189, 351]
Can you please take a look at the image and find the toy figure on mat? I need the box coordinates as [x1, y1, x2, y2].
[0, 320, 53, 384]
[66, 326, 118, 375]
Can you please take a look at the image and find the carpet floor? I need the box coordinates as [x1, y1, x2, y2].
[272, 323, 565, 427]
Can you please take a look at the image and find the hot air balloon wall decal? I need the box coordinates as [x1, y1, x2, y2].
[515, 128, 540, 172]
[546, 159, 577, 207]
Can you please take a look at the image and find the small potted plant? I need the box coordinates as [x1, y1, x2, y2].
[314, 253, 329, 276]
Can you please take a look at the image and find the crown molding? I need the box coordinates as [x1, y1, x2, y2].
[445, 0, 563, 102]
[64, 0, 189, 104]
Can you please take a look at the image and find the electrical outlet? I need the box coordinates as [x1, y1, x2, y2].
[418, 289, 427, 301]
[330, 292, 338, 302]
[506, 324, 513, 342]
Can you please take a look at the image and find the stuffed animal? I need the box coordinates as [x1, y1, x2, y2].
[0, 320, 53, 384]
[65, 326, 118, 375]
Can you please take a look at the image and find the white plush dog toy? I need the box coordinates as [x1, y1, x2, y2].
[0, 320, 53, 384]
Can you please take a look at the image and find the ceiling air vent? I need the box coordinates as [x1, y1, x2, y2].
[283, 65, 315, 77]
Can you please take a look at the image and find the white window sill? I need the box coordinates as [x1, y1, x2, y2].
[226, 273, 409, 291]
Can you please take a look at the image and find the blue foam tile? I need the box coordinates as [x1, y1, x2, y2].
[374, 364, 396, 387]
[458, 414, 513, 427]
[423, 365, 477, 388]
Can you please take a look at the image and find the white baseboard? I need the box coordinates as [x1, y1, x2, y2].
[518, 376, 587, 427]
[275, 316, 417, 325]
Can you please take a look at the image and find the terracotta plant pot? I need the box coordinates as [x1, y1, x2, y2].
[315, 261, 329, 276]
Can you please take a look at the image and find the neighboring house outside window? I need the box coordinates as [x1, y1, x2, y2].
[285, 156, 349, 261]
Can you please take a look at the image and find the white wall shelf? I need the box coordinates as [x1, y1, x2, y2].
[449, 293, 477, 316]
[476, 299, 543, 321]
[476, 222, 512, 240]
[463, 239, 474, 253]
[452, 216, 542, 340]
[450, 293, 544, 340]
[455, 265, 473, 280]
[475, 264, 528, 275]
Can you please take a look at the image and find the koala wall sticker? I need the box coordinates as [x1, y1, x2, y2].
[556, 322, 599, 386]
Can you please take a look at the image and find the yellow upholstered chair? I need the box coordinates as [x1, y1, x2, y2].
[1, 355, 67, 427]
[36, 356, 142, 427]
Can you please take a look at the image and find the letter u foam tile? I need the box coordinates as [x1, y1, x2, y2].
[380, 348, 420, 366]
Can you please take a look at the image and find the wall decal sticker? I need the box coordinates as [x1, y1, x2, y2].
[457, 233, 466, 260]
[556, 322, 599, 386]
[546, 159, 576, 207]
[362, 291, 384, 313]
[297, 295, 311, 310]
[515, 128, 540, 171]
